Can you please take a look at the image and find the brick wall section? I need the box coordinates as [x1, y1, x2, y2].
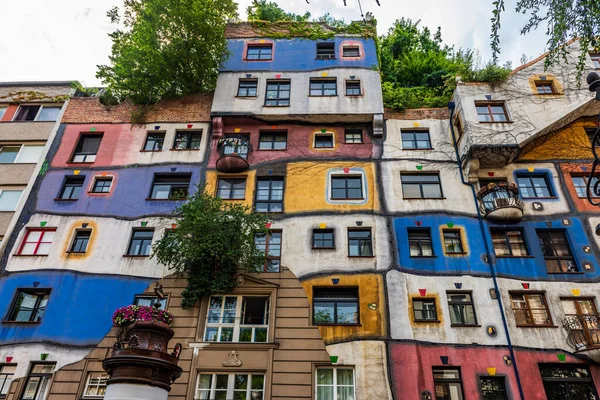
[0, 85, 72, 103]
[384, 107, 449, 120]
[62, 93, 214, 124]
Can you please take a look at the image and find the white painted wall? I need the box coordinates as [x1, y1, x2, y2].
[105, 383, 168, 400]
[383, 118, 454, 161]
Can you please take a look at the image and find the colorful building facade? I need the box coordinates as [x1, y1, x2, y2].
[1, 22, 600, 400]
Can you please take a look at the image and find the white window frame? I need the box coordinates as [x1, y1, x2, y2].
[204, 295, 270, 343]
[0, 144, 45, 164]
[195, 373, 265, 400]
[12, 104, 62, 122]
[315, 367, 356, 400]
[313, 131, 335, 150]
[82, 372, 109, 398]
[326, 168, 368, 205]
[0, 188, 24, 211]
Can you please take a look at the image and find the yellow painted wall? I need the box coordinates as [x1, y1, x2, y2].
[205, 170, 257, 209]
[285, 161, 379, 213]
[519, 120, 594, 160]
[301, 273, 386, 344]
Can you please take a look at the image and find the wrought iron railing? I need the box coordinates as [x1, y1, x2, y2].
[217, 136, 252, 160]
[562, 315, 600, 351]
[476, 184, 524, 216]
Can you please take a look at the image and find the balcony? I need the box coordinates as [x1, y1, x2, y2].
[477, 183, 524, 223]
[562, 315, 600, 362]
[216, 136, 252, 173]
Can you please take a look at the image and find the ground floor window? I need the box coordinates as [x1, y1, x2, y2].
[539, 364, 599, 400]
[21, 363, 55, 400]
[195, 373, 264, 400]
[433, 367, 464, 400]
[480, 376, 508, 400]
[316, 367, 355, 400]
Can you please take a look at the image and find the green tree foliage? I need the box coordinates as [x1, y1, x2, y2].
[247, 0, 310, 22]
[152, 188, 269, 308]
[97, 0, 238, 105]
[491, 0, 600, 77]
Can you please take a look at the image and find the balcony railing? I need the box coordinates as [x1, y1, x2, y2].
[562, 315, 600, 351]
[476, 183, 524, 223]
[216, 136, 252, 173]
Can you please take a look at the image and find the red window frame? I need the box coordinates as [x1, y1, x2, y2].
[18, 228, 56, 255]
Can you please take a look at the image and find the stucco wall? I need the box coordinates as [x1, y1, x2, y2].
[0, 122, 56, 141]
[0, 164, 36, 186]
[383, 118, 454, 161]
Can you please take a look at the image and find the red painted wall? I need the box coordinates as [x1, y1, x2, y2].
[1, 104, 19, 121]
[389, 342, 600, 400]
[560, 163, 600, 213]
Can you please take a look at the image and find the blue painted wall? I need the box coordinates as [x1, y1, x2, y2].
[394, 215, 599, 280]
[0, 271, 153, 346]
[35, 165, 202, 217]
[222, 38, 378, 72]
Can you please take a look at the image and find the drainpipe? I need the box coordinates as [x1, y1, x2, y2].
[448, 101, 525, 400]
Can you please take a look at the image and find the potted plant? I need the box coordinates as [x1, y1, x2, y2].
[112, 305, 173, 327]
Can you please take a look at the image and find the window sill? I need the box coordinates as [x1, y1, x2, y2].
[445, 252, 468, 256]
[235, 96, 259, 99]
[414, 320, 441, 323]
[222, 198, 246, 201]
[315, 57, 337, 60]
[345, 94, 363, 97]
[66, 251, 87, 254]
[478, 121, 514, 124]
[257, 148, 288, 151]
[1, 320, 41, 325]
[402, 148, 434, 151]
[189, 342, 280, 350]
[88, 192, 109, 195]
[313, 323, 362, 327]
[547, 271, 584, 275]
[330, 198, 365, 201]
[403, 197, 447, 200]
[244, 59, 273, 62]
[348, 255, 375, 258]
[450, 324, 481, 328]
[515, 324, 558, 328]
[308, 95, 339, 98]
[139, 150, 162, 153]
[12, 254, 48, 257]
[54, 198, 78, 202]
[522, 196, 558, 200]
[344, 142, 364, 145]
[410, 255, 437, 258]
[123, 255, 150, 258]
[170, 149, 201, 152]
[263, 105, 290, 108]
[66, 161, 95, 165]
[145, 198, 187, 201]
[496, 255, 535, 259]
[312, 247, 336, 250]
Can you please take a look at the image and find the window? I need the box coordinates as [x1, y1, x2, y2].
[316, 368, 355, 400]
[246, 44, 272, 60]
[536, 81, 556, 94]
[342, 46, 360, 57]
[413, 298, 437, 321]
[12, 106, 43, 121]
[591, 53, 600, 69]
[348, 229, 373, 257]
[237, 79, 258, 97]
[134, 295, 167, 310]
[313, 229, 335, 249]
[310, 78, 337, 96]
[265, 80, 290, 106]
[454, 115, 464, 141]
[401, 129, 432, 149]
[71, 134, 102, 163]
[258, 131, 287, 150]
[204, 295, 269, 342]
[0, 145, 44, 164]
[316, 42, 335, 59]
[0, 106, 6, 120]
[254, 231, 281, 272]
[408, 229, 433, 257]
[150, 173, 191, 199]
[217, 178, 246, 200]
[83, 372, 108, 398]
[401, 174, 443, 199]
[475, 101, 509, 123]
[447, 292, 477, 326]
[58, 176, 84, 200]
[313, 287, 359, 324]
[173, 131, 201, 150]
[491, 229, 529, 257]
[0, 365, 16, 398]
[331, 176, 363, 199]
[346, 80, 361, 96]
[510, 292, 552, 326]
[220, 135, 250, 159]
[540, 364, 599, 400]
[516, 173, 554, 198]
[127, 229, 154, 256]
[196, 373, 264, 400]
[480, 377, 508, 400]
[254, 177, 284, 213]
[344, 129, 363, 143]
[37, 107, 61, 122]
[7, 290, 50, 322]
[91, 177, 113, 194]
[433, 368, 464, 400]
[314, 133, 334, 148]
[537, 230, 577, 273]
[0, 189, 23, 211]
[143, 132, 165, 151]
[69, 230, 91, 253]
[18, 229, 55, 255]
[20, 363, 55, 400]
[572, 175, 600, 198]
[443, 230, 464, 254]
[586, 127, 598, 144]
[561, 298, 599, 349]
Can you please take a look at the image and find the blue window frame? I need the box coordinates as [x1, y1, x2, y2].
[516, 173, 554, 198]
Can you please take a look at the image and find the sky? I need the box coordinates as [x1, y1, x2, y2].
[0, 0, 549, 86]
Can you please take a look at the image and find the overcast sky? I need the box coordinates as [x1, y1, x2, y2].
[0, 0, 549, 86]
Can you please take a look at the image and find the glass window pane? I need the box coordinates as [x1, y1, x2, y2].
[0, 146, 21, 163]
[37, 107, 61, 121]
[0, 190, 22, 211]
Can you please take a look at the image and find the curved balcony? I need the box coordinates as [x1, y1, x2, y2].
[562, 315, 600, 362]
[216, 136, 252, 173]
[477, 183, 524, 223]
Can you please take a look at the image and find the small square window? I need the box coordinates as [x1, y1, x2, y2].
[143, 132, 165, 151]
[590, 53, 600, 69]
[313, 287, 358, 325]
[58, 176, 84, 200]
[313, 229, 335, 249]
[173, 131, 201, 150]
[127, 229, 154, 256]
[537, 229, 577, 273]
[344, 129, 363, 143]
[134, 295, 167, 310]
[314, 133, 334, 148]
[571, 175, 599, 198]
[408, 228, 433, 257]
[345, 81, 361, 96]
[331, 176, 363, 200]
[0, 146, 21, 163]
[447, 291, 477, 326]
[342, 46, 360, 58]
[7, 290, 50, 322]
[72, 134, 103, 163]
[310, 78, 337, 96]
[535, 81, 555, 94]
[348, 229, 372, 257]
[259, 131, 287, 150]
[36, 106, 61, 122]
[433, 368, 464, 399]
[413, 298, 437, 321]
[83, 372, 109, 398]
[316, 42, 335, 59]
[18, 229, 56, 255]
[491, 229, 529, 257]
[402, 129, 432, 149]
[150, 173, 191, 199]
[443, 230, 464, 254]
[237, 79, 258, 97]
[69, 230, 91, 253]
[480, 377, 508, 400]
[516, 173, 554, 198]
[91, 177, 113, 194]
[217, 178, 246, 200]
[247, 44, 273, 61]
[265, 80, 290, 107]
[475, 101, 509, 123]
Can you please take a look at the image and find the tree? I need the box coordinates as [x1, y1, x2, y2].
[97, 0, 238, 105]
[247, 0, 310, 22]
[491, 0, 600, 76]
[152, 188, 269, 308]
